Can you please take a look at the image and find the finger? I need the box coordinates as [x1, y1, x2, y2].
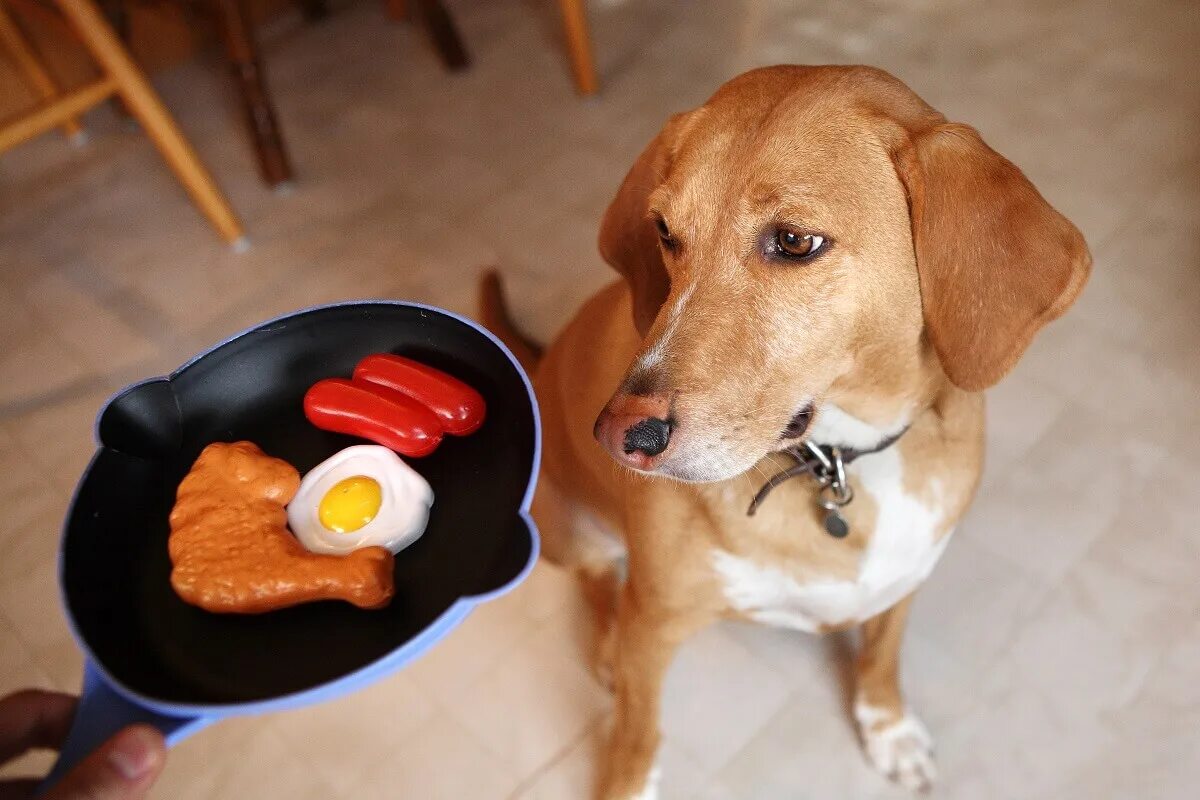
[0, 691, 78, 762]
[0, 778, 41, 799]
[42, 725, 165, 800]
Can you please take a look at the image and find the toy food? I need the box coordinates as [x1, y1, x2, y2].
[354, 354, 487, 436]
[168, 441, 394, 613]
[287, 445, 434, 556]
[304, 378, 443, 457]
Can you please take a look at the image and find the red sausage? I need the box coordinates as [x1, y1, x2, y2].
[353, 354, 486, 436]
[304, 378, 443, 457]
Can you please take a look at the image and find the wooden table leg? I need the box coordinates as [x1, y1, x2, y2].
[0, 0, 86, 141]
[557, 0, 597, 95]
[214, 0, 292, 188]
[385, 0, 406, 22]
[53, 0, 244, 244]
[410, 0, 468, 71]
[100, 0, 134, 121]
[297, 0, 328, 22]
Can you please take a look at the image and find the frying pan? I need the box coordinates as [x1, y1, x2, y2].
[41, 301, 540, 789]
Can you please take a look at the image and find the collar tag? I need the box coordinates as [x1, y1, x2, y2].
[746, 429, 907, 537]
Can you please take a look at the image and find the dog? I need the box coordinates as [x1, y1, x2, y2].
[482, 65, 1090, 798]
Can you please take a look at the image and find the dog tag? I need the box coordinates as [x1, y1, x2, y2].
[823, 508, 850, 538]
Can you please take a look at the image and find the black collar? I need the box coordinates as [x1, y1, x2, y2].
[746, 428, 908, 518]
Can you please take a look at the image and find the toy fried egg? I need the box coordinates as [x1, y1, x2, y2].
[287, 445, 433, 555]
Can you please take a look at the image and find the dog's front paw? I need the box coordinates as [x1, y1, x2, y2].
[855, 702, 937, 792]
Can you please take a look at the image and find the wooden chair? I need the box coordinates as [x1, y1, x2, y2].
[204, 0, 471, 189]
[388, 0, 596, 93]
[0, 0, 244, 245]
[209, 0, 596, 188]
[556, 0, 596, 96]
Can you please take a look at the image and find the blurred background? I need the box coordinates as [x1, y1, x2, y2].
[1, 0, 1197, 797]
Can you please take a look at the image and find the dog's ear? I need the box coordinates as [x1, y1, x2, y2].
[599, 118, 686, 335]
[892, 123, 1091, 391]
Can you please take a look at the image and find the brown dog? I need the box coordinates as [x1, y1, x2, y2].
[483, 65, 1089, 797]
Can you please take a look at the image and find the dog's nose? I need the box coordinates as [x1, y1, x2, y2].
[624, 417, 671, 456]
[594, 394, 673, 470]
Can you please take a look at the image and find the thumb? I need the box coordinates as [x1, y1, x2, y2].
[43, 726, 166, 800]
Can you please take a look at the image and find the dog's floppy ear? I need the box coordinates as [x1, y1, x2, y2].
[893, 123, 1091, 391]
[599, 118, 685, 335]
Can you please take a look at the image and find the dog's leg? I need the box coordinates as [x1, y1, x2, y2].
[600, 585, 709, 800]
[853, 595, 936, 791]
[531, 475, 626, 684]
[581, 563, 622, 688]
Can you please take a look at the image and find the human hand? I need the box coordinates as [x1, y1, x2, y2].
[0, 690, 166, 799]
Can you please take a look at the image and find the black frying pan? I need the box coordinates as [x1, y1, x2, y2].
[42, 301, 540, 789]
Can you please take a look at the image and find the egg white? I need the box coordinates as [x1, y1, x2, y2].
[287, 445, 434, 555]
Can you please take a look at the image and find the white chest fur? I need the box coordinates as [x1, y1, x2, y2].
[712, 446, 952, 631]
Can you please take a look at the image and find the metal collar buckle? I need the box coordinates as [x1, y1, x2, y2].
[746, 427, 908, 537]
[806, 442, 853, 538]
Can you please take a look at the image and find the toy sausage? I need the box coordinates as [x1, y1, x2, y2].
[304, 379, 443, 457]
[354, 354, 486, 436]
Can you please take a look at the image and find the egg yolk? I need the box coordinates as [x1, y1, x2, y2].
[318, 476, 382, 533]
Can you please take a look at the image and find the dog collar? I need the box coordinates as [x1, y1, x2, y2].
[745, 428, 908, 537]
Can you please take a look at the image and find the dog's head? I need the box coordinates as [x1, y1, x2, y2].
[594, 66, 1090, 481]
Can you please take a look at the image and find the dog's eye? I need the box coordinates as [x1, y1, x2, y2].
[775, 230, 825, 259]
[654, 217, 676, 249]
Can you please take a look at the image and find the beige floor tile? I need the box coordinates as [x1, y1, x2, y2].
[936, 658, 1121, 799]
[0, 615, 60, 786]
[1013, 316, 1200, 453]
[153, 715, 339, 800]
[19, 272, 159, 377]
[502, 558, 585, 627]
[513, 722, 601, 800]
[22, 636, 84, 695]
[439, 614, 611, 777]
[0, 494, 63, 598]
[268, 671, 440, 795]
[0, 335, 94, 410]
[909, 533, 1052, 677]
[0, 558, 69, 653]
[0, 425, 56, 509]
[715, 682, 906, 800]
[1046, 613, 1200, 800]
[3, 389, 110, 489]
[0, 611, 52, 697]
[981, 373, 1070, 477]
[348, 711, 522, 800]
[128, 235, 325, 334]
[518, 571, 598, 669]
[0, 284, 41, 347]
[403, 588, 538, 709]
[962, 401, 1170, 582]
[660, 624, 797, 777]
[717, 621, 860, 723]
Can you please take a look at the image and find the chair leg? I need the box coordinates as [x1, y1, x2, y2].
[99, 0, 134, 121]
[410, 0, 469, 71]
[385, 0, 406, 22]
[0, 1, 86, 141]
[214, 0, 292, 188]
[557, 0, 597, 95]
[53, 0, 244, 244]
[297, 0, 329, 22]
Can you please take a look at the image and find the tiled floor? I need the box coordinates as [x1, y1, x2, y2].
[2, 0, 1198, 797]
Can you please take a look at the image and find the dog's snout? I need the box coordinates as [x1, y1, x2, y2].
[623, 417, 671, 457]
[594, 393, 673, 470]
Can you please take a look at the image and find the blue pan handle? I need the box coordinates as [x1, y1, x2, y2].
[38, 662, 211, 794]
